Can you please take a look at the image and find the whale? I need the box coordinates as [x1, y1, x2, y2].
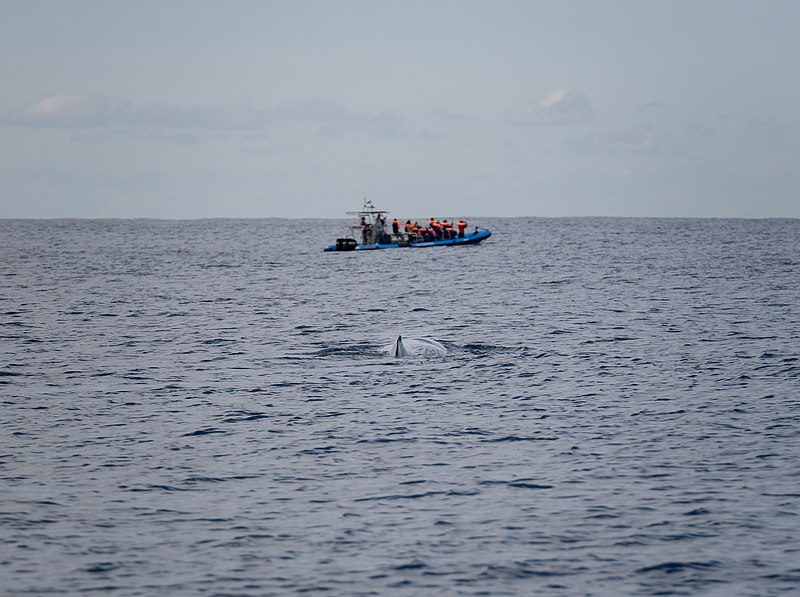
[386, 335, 447, 358]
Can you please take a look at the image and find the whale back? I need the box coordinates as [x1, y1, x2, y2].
[387, 335, 445, 358]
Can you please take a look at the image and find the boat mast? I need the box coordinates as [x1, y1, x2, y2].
[346, 197, 389, 245]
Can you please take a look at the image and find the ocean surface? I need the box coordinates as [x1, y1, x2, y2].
[2, 217, 799, 596]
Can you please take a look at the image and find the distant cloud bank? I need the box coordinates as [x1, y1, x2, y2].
[5, 94, 402, 138]
[573, 124, 664, 154]
[506, 89, 594, 126]
[11, 94, 131, 127]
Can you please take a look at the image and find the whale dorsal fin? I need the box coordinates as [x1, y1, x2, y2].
[393, 335, 405, 357]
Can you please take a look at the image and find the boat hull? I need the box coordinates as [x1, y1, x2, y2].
[324, 229, 491, 252]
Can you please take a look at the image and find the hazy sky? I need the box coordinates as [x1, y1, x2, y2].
[2, 0, 798, 218]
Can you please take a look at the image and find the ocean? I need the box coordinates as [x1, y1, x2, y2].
[1, 217, 799, 596]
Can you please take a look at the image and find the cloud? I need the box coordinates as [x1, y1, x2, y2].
[6, 94, 402, 138]
[271, 98, 348, 121]
[417, 127, 445, 141]
[571, 124, 665, 154]
[9, 94, 130, 127]
[318, 110, 403, 139]
[6, 94, 272, 130]
[429, 108, 470, 122]
[637, 101, 663, 113]
[684, 123, 717, 141]
[273, 98, 403, 138]
[507, 89, 594, 126]
[128, 98, 271, 130]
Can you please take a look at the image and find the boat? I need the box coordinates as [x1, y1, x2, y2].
[323, 199, 491, 252]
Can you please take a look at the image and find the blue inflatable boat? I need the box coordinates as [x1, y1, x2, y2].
[324, 199, 492, 252]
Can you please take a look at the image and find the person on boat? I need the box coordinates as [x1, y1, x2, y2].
[360, 216, 369, 244]
[457, 219, 467, 238]
[444, 222, 455, 239]
[430, 219, 442, 240]
[391, 218, 400, 236]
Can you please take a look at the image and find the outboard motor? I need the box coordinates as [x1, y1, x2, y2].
[335, 238, 358, 251]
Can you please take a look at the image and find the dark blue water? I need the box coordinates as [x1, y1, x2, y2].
[2, 217, 799, 596]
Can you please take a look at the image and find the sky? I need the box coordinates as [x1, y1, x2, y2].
[1, 0, 799, 219]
